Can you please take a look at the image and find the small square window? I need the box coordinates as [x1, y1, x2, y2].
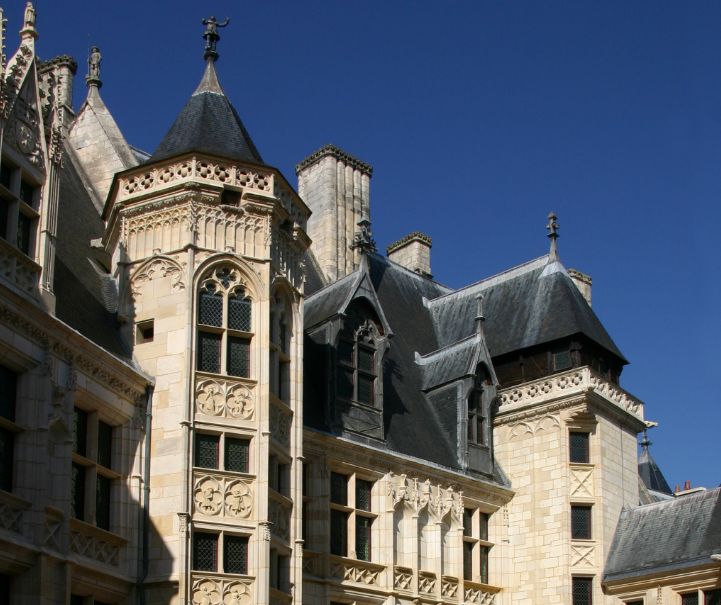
[195, 434, 219, 469]
[136, 320, 154, 344]
[571, 506, 592, 540]
[193, 532, 218, 571]
[572, 577, 593, 605]
[569, 431, 590, 464]
[224, 535, 248, 574]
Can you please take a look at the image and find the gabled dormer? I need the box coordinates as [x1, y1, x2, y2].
[304, 254, 392, 441]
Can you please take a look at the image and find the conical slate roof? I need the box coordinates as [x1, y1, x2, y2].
[638, 436, 672, 495]
[151, 60, 263, 164]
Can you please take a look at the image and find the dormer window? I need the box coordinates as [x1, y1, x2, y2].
[337, 317, 380, 408]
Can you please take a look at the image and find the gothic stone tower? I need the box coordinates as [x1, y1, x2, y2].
[102, 36, 310, 605]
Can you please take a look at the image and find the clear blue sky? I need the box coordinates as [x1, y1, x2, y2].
[10, 1, 720, 489]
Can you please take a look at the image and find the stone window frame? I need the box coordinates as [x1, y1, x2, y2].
[191, 529, 250, 576]
[70, 404, 123, 533]
[462, 507, 493, 584]
[570, 504, 593, 541]
[572, 576, 594, 605]
[0, 155, 41, 258]
[329, 469, 377, 562]
[196, 265, 254, 379]
[569, 430, 591, 464]
[193, 430, 252, 476]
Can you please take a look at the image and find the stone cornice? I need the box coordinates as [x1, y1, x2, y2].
[387, 231, 432, 254]
[0, 295, 150, 402]
[295, 144, 373, 176]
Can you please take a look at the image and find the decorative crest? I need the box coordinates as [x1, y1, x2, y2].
[86, 46, 101, 88]
[202, 16, 230, 61]
[350, 217, 377, 254]
[546, 211, 559, 260]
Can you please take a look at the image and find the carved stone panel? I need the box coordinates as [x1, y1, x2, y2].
[193, 473, 253, 520]
[196, 378, 255, 421]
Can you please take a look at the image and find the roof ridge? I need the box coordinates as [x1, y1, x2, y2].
[426, 255, 550, 307]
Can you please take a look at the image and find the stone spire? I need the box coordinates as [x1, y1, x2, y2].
[546, 211, 559, 260]
[202, 16, 229, 62]
[638, 428, 672, 496]
[86, 46, 101, 88]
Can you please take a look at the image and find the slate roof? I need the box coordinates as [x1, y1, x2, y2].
[638, 439, 672, 496]
[604, 487, 721, 581]
[151, 60, 263, 164]
[426, 256, 627, 363]
[54, 145, 130, 359]
[417, 335, 486, 391]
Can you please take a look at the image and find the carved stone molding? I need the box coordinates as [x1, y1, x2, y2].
[269, 402, 292, 447]
[193, 473, 253, 519]
[196, 378, 254, 421]
[329, 557, 382, 586]
[570, 467, 594, 498]
[268, 497, 291, 542]
[571, 543, 595, 568]
[130, 256, 185, 296]
[385, 473, 464, 522]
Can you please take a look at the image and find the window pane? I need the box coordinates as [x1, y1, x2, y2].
[705, 590, 721, 605]
[195, 434, 219, 469]
[193, 532, 218, 571]
[0, 200, 8, 240]
[357, 348, 374, 373]
[199, 291, 223, 326]
[197, 332, 221, 373]
[480, 546, 489, 584]
[227, 336, 250, 378]
[224, 535, 248, 574]
[225, 438, 249, 473]
[572, 577, 593, 605]
[17, 213, 32, 255]
[228, 294, 252, 332]
[681, 594, 698, 605]
[96, 475, 111, 530]
[569, 432, 590, 464]
[73, 408, 87, 456]
[554, 349, 572, 370]
[0, 366, 17, 421]
[463, 508, 474, 537]
[479, 512, 489, 541]
[330, 509, 348, 556]
[19, 180, 35, 206]
[356, 516, 372, 561]
[0, 428, 14, 491]
[338, 339, 353, 364]
[0, 162, 12, 189]
[71, 463, 85, 520]
[356, 479, 372, 512]
[98, 422, 113, 469]
[571, 506, 592, 540]
[357, 375, 374, 406]
[330, 472, 348, 505]
[463, 541, 473, 580]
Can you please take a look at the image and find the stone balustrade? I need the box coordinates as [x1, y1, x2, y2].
[464, 579, 500, 604]
[0, 237, 40, 297]
[68, 518, 126, 567]
[498, 366, 644, 421]
[0, 489, 30, 536]
[328, 555, 384, 587]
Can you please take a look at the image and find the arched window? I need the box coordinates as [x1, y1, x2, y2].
[196, 266, 253, 378]
[336, 303, 382, 408]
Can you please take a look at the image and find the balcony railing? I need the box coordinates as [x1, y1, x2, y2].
[498, 366, 643, 421]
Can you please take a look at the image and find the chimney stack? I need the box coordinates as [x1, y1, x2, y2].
[568, 268, 592, 307]
[386, 232, 432, 278]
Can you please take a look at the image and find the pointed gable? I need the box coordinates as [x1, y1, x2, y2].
[151, 60, 263, 164]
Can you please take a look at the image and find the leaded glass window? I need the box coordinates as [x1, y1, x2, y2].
[480, 546, 489, 583]
[356, 516, 372, 561]
[227, 336, 250, 378]
[480, 512, 489, 541]
[464, 508, 474, 537]
[195, 434, 219, 469]
[330, 472, 348, 505]
[228, 291, 252, 332]
[463, 540, 474, 580]
[224, 535, 248, 574]
[225, 438, 249, 473]
[356, 480, 372, 512]
[336, 313, 379, 408]
[197, 332, 221, 373]
[572, 577, 593, 605]
[199, 286, 223, 327]
[96, 475, 111, 530]
[570, 432, 590, 463]
[705, 589, 721, 605]
[73, 408, 87, 456]
[681, 595, 698, 605]
[0, 365, 16, 421]
[330, 509, 348, 556]
[571, 506, 592, 540]
[193, 532, 218, 571]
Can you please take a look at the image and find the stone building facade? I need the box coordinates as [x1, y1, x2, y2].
[0, 4, 718, 605]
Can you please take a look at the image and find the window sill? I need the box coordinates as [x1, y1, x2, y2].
[195, 370, 257, 386]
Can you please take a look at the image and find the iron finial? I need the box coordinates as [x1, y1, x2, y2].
[351, 217, 377, 255]
[546, 211, 559, 260]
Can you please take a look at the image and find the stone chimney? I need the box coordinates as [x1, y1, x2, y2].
[387, 232, 432, 278]
[297, 145, 372, 283]
[568, 268, 592, 307]
[38, 55, 77, 114]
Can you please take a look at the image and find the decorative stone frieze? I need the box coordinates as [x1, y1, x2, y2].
[196, 377, 255, 421]
[497, 367, 644, 423]
[386, 472, 464, 521]
[441, 576, 459, 598]
[191, 575, 253, 605]
[193, 472, 253, 519]
[130, 256, 185, 296]
[0, 237, 41, 296]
